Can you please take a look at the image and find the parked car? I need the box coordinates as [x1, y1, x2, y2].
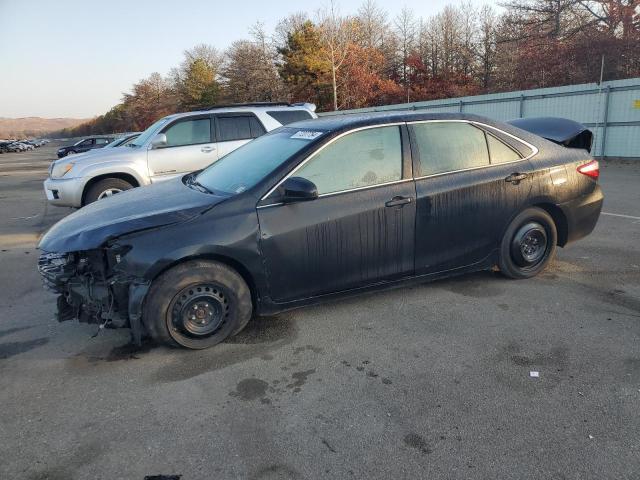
[5, 143, 21, 152]
[56, 136, 115, 158]
[105, 133, 141, 148]
[0, 141, 11, 153]
[43, 103, 317, 206]
[38, 112, 603, 349]
[8, 142, 29, 152]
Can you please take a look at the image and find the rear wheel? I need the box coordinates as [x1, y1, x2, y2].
[84, 177, 134, 205]
[498, 207, 557, 279]
[143, 260, 253, 349]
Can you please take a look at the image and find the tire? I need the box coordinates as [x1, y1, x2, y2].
[498, 207, 557, 279]
[83, 177, 134, 205]
[143, 260, 253, 349]
[65, 150, 74, 156]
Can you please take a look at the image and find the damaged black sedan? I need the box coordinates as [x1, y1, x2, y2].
[38, 112, 603, 349]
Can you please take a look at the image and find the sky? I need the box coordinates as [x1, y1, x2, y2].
[0, 0, 497, 119]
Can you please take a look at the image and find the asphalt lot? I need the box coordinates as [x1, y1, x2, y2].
[0, 144, 639, 480]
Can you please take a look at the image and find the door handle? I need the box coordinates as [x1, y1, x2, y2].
[201, 146, 215, 153]
[385, 196, 412, 208]
[505, 172, 528, 183]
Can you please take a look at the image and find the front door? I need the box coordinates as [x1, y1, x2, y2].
[409, 121, 534, 274]
[257, 125, 416, 303]
[76, 138, 94, 153]
[147, 115, 217, 182]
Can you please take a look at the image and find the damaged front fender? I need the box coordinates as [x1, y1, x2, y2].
[38, 177, 228, 253]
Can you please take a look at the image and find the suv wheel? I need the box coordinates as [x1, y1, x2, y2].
[84, 177, 134, 205]
[143, 260, 253, 349]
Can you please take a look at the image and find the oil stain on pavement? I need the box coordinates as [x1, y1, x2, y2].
[229, 378, 270, 401]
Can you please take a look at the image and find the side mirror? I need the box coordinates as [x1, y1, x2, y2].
[280, 177, 318, 203]
[150, 133, 167, 149]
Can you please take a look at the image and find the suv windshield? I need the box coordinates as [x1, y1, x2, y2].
[130, 117, 171, 147]
[196, 128, 324, 195]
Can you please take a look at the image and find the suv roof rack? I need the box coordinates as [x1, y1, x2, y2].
[197, 102, 291, 111]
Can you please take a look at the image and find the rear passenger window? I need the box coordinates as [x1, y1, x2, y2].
[267, 110, 313, 125]
[164, 118, 211, 147]
[294, 126, 402, 195]
[410, 122, 489, 176]
[486, 133, 522, 164]
[217, 116, 265, 142]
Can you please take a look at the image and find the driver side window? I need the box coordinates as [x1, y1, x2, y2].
[294, 126, 402, 195]
[163, 118, 211, 147]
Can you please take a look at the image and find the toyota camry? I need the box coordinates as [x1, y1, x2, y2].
[38, 112, 603, 349]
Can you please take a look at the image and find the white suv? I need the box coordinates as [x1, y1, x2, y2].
[44, 103, 317, 207]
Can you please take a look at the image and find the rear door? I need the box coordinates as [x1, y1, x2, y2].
[214, 114, 266, 158]
[257, 124, 415, 302]
[93, 138, 111, 149]
[147, 115, 216, 182]
[410, 121, 534, 274]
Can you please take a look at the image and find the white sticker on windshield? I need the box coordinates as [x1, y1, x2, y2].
[290, 130, 323, 140]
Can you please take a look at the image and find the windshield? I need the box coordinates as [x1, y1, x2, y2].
[196, 128, 323, 195]
[105, 137, 127, 148]
[107, 134, 139, 148]
[130, 118, 171, 147]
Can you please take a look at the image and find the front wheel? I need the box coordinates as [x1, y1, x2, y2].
[143, 260, 253, 349]
[83, 177, 134, 205]
[498, 207, 557, 279]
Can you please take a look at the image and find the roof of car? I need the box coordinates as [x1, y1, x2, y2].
[286, 111, 496, 132]
[165, 103, 316, 121]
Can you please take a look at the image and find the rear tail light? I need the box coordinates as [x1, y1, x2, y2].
[577, 160, 599, 180]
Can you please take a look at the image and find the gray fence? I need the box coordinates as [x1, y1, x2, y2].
[319, 77, 640, 159]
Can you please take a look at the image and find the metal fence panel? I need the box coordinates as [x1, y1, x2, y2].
[319, 77, 640, 158]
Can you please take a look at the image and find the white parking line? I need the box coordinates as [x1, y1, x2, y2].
[602, 212, 640, 221]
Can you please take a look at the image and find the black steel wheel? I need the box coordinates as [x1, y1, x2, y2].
[510, 222, 548, 267]
[143, 260, 253, 349]
[499, 207, 557, 279]
[169, 283, 231, 338]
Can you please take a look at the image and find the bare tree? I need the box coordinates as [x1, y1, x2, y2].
[458, 2, 478, 76]
[576, 0, 640, 38]
[222, 23, 286, 102]
[478, 5, 498, 89]
[274, 12, 310, 50]
[356, 0, 388, 49]
[317, 1, 355, 110]
[394, 6, 417, 101]
[499, 0, 588, 39]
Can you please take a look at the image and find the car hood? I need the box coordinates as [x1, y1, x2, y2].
[56, 145, 140, 166]
[38, 178, 227, 253]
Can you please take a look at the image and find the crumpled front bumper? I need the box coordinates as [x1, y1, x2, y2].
[37, 250, 150, 343]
